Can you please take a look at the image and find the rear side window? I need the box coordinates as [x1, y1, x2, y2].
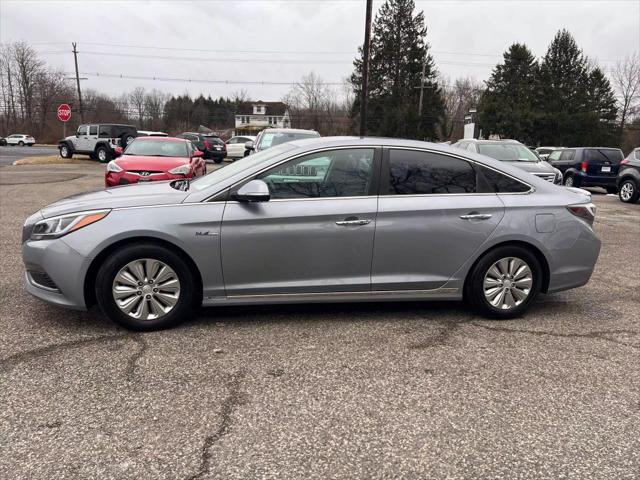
[89, 125, 98, 135]
[477, 166, 531, 193]
[635, 149, 640, 160]
[387, 150, 476, 195]
[586, 149, 623, 164]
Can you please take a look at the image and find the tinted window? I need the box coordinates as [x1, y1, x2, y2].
[478, 165, 531, 193]
[387, 150, 476, 195]
[585, 149, 623, 164]
[99, 125, 111, 137]
[89, 125, 98, 135]
[258, 148, 374, 199]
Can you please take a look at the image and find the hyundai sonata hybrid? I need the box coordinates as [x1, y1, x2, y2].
[22, 137, 601, 330]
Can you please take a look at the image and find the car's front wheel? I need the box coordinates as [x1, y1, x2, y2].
[59, 144, 72, 158]
[563, 175, 574, 187]
[18, 141, 24, 146]
[95, 243, 197, 330]
[619, 179, 639, 203]
[467, 246, 542, 320]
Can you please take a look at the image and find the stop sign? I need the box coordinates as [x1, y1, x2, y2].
[57, 104, 71, 122]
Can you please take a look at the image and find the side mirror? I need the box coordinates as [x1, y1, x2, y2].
[232, 179, 270, 202]
[193, 150, 204, 157]
[114, 146, 123, 157]
[76, 132, 81, 138]
[244, 141, 255, 151]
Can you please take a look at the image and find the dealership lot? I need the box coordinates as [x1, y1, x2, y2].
[1, 163, 639, 479]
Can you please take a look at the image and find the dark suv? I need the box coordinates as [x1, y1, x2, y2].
[617, 148, 640, 203]
[547, 147, 624, 193]
[59, 124, 137, 163]
[176, 132, 226, 163]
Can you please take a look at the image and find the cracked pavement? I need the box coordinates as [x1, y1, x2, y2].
[1, 163, 639, 479]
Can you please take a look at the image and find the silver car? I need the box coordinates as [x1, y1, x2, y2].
[22, 137, 601, 330]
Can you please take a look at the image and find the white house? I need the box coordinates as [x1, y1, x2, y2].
[234, 101, 290, 135]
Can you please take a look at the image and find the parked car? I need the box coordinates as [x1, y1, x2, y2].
[2, 134, 35, 146]
[22, 137, 600, 330]
[244, 128, 320, 156]
[136, 130, 169, 137]
[175, 132, 226, 163]
[59, 124, 137, 162]
[105, 137, 206, 187]
[225, 135, 256, 159]
[547, 147, 624, 193]
[616, 147, 640, 203]
[452, 139, 562, 184]
[535, 146, 564, 160]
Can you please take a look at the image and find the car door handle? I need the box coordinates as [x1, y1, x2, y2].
[460, 213, 492, 220]
[336, 219, 372, 226]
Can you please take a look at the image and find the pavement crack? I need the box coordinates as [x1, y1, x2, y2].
[471, 322, 639, 349]
[0, 334, 129, 374]
[186, 369, 247, 480]
[125, 334, 149, 383]
[408, 316, 475, 350]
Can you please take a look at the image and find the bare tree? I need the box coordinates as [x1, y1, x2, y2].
[611, 53, 640, 133]
[128, 86, 146, 128]
[144, 89, 168, 130]
[230, 89, 250, 104]
[439, 76, 482, 141]
[12, 41, 44, 128]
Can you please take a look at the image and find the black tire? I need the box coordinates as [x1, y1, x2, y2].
[563, 174, 574, 187]
[59, 144, 73, 158]
[619, 178, 639, 204]
[606, 186, 618, 195]
[18, 141, 24, 146]
[95, 243, 197, 331]
[121, 133, 135, 147]
[96, 145, 111, 163]
[27, 144, 33, 147]
[213, 157, 223, 164]
[243, 150, 250, 157]
[466, 245, 542, 320]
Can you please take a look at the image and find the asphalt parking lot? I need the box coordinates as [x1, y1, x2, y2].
[0, 145, 59, 166]
[1, 163, 639, 479]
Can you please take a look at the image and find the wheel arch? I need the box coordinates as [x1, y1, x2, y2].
[463, 240, 551, 297]
[84, 236, 203, 308]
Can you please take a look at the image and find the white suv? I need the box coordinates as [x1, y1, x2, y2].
[1, 134, 35, 146]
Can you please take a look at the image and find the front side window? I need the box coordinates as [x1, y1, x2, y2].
[77, 126, 88, 136]
[257, 148, 375, 199]
[387, 150, 476, 195]
[548, 150, 562, 161]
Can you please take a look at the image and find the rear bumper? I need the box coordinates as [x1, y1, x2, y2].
[573, 172, 617, 188]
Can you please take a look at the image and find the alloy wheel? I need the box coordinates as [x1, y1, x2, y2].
[620, 182, 634, 202]
[98, 149, 107, 161]
[565, 176, 574, 187]
[112, 258, 181, 320]
[483, 257, 533, 310]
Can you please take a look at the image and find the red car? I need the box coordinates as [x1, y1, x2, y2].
[105, 137, 207, 187]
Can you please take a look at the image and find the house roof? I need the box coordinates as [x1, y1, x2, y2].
[236, 101, 287, 116]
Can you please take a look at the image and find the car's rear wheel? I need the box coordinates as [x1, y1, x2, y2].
[213, 157, 223, 164]
[563, 175, 574, 187]
[59, 144, 72, 158]
[95, 243, 197, 330]
[121, 134, 135, 147]
[467, 246, 542, 320]
[18, 141, 24, 146]
[619, 179, 639, 203]
[96, 146, 110, 163]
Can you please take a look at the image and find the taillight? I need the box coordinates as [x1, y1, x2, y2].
[580, 161, 588, 173]
[567, 203, 596, 226]
[204, 140, 210, 149]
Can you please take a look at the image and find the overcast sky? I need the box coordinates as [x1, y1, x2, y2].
[1, 0, 638, 101]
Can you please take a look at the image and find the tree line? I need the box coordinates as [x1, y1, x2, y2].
[1, 1, 638, 149]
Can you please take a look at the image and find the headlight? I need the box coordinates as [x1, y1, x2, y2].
[169, 164, 190, 175]
[107, 160, 123, 173]
[30, 209, 110, 240]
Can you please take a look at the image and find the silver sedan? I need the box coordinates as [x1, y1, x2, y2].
[22, 137, 601, 330]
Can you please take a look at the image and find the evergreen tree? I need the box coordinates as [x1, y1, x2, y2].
[478, 43, 539, 144]
[538, 29, 617, 146]
[351, 0, 443, 140]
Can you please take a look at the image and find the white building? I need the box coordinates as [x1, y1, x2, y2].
[234, 101, 290, 135]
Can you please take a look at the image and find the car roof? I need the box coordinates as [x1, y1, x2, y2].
[463, 139, 521, 145]
[260, 128, 319, 134]
[134, 136, 187, 142]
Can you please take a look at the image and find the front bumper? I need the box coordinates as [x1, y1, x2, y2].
[22, 237, 90, 310]
[105, 171, 189, 187]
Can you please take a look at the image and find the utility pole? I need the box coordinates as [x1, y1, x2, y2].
[359, 0, 373, 137]
[72, 42, 84, 123]
[418, 59, 427, 116]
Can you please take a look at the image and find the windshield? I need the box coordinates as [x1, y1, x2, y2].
[258, 131, 319, 150]
[124, 139, 188, 157]
[478, 144, 539, 162]
[190, 143, 297, 191]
